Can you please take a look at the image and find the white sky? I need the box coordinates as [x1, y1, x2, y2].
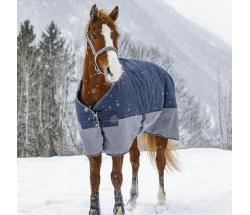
[164, 0, 232, 45]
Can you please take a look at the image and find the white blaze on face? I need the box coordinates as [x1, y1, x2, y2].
[101, 24, 123, 83]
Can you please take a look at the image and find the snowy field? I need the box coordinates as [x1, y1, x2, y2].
[18, 148, 231, 215]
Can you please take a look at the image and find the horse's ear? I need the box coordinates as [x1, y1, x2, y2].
[109, 6, 119, 21]
[90, 4, 98, 21]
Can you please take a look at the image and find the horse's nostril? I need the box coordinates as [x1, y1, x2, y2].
[107, 67, 113, 77]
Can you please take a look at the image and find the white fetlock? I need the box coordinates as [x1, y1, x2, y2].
[127, 198, 137, 211]
[127, 185, 138, 211]
[130, 184, 139, 199]
[157, 188, 166, 205]
[155, 187, 167, 214]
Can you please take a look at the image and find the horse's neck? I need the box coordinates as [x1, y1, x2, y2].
[80, 51, 111, 108]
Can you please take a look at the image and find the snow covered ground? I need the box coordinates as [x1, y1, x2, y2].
[18, 148, 231, 215]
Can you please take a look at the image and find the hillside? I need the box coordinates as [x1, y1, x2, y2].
[17, 0, 231, 111]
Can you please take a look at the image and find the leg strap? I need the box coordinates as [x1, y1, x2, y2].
[89, 192, 100, 215]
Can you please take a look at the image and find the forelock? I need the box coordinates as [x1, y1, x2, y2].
[98, 10, 117, 29]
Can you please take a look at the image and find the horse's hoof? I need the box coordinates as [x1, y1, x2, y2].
[89, 208, 100, 215]
[127, 199, 137, 211]
[130, 191, 139, 200]
[154, 203, 168, 214]
[113, 205, 125, 215]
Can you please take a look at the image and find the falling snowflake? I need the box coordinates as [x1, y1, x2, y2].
[110, 115, 118, 122]
[91, 88, 97, 94]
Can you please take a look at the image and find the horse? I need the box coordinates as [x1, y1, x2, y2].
[76, 4, 179, 215]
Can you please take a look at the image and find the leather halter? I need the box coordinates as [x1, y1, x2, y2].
[85, 33, 118, 75]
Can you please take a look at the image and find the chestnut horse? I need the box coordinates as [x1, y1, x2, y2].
[78, 4, 179, 215]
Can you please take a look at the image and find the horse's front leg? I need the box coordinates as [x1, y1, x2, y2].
[89, 155, 102, 215]
[111, 156, 125, 215]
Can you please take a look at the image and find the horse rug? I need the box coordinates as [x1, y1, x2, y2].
[75, 58, 179, 157]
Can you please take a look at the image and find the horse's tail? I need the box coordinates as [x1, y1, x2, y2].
[137, 133, 180, 171]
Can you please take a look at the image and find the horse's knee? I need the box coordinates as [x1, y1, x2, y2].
[111, 169, 123, 188]
[111, 169, 122, 180]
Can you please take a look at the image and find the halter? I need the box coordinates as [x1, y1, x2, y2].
[85, 33, 118, 75]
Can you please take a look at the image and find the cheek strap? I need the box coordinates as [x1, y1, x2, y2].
[85, 33, 118, 75]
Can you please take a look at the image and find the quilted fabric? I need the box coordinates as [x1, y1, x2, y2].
[75, 58, 179, 156]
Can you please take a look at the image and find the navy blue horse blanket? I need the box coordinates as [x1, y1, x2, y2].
[75, 58, 179, 157]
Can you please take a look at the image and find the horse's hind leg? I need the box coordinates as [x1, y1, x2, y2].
[155, 136, 167, 204]
[127, 138, 140, 210]
[88, 155, 102, 215]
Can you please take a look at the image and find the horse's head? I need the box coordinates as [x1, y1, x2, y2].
[86, 4, 123, 83]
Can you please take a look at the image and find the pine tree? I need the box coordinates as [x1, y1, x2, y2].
[17, 20, 81, 157]
[37, 21, 67, 156]
[17, 20, 39, 157]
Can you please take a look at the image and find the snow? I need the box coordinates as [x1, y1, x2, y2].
[18, 148, 231, 214]
[67, 15, 79, 24]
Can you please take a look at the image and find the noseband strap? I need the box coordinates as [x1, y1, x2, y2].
[85, 33, 118, 75]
